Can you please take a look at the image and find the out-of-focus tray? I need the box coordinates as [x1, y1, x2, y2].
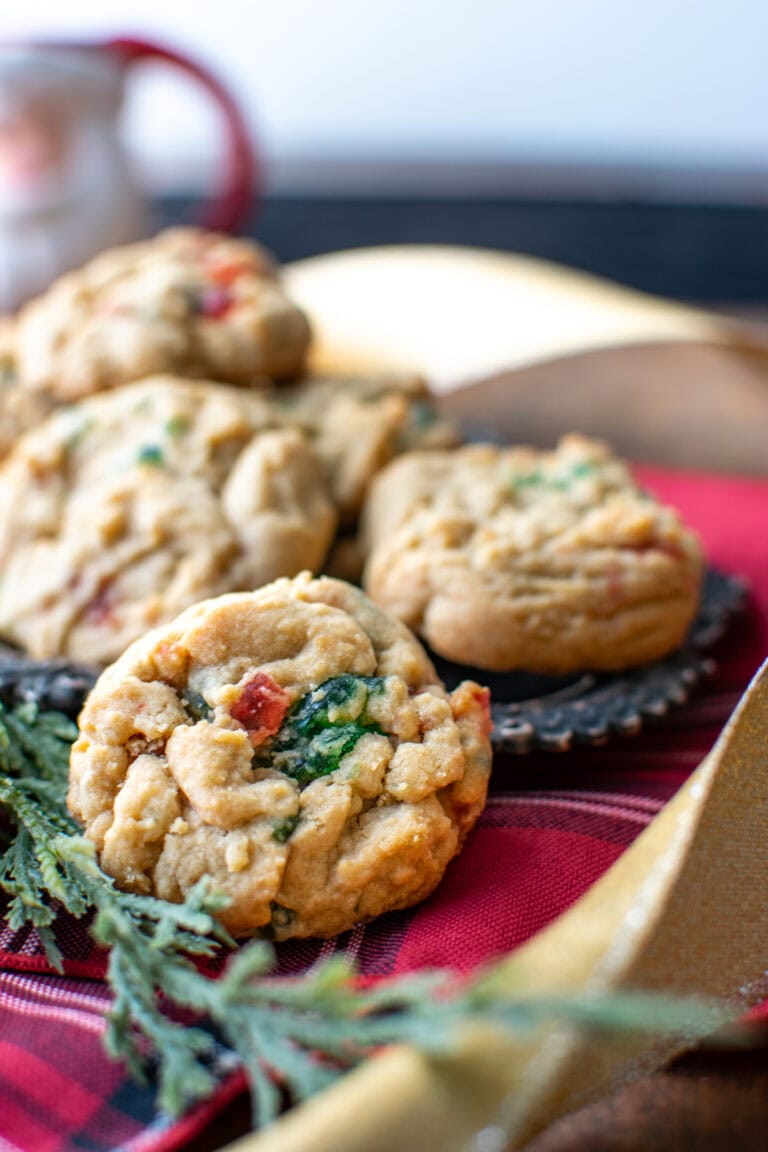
[431, 567, 747, 753]
[0, 567, 746, 754]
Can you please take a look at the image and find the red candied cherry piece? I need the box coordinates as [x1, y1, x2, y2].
[83, 578, 117, 625]
[231, 673, 289, 748]
[197, 286, 234, 319]
[208, 259, 256, 287]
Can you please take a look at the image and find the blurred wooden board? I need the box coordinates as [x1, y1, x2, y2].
[284, 246, 768, 474]
[443, 342, 768, 476]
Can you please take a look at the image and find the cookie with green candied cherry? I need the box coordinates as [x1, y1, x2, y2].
[273, 372, 457, 523]
[362, 434, 703, 673]
[0, 376, 336, 664]
[68, 573, 492, 939]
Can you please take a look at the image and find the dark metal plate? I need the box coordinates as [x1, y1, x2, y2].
[0, 568, 747, 753]
[430, 567, 747, 753]
[0, 649, 96, 716]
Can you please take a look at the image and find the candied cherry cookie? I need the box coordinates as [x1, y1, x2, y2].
[362, 435, 703, 673]
[68, 574, 492, 939]
[0, 377, 336, 663]
[0, 318, 54, 459]
[11, 228, 310, 401]
[274, 373, 457, 523]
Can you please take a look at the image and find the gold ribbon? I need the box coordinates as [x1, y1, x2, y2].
[283, 245, 768, 475]
[228, 658, 768, 1152]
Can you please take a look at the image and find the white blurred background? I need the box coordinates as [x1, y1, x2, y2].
[3, 0, 767, 200]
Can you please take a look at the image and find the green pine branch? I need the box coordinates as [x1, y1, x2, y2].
[0, 700, 739, 1128]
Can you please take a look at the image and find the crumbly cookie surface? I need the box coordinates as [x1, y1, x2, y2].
[0, 382, 53, 461]
[12, 228, 311, 400]
[362, 435, 704, 673]
[274, 374, 457, 522]
[68, 574, 491, 939]
[0, 320, 55, 459]
[0, 378, 336, 663]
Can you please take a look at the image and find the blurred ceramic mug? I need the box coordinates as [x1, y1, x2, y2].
[0, 36, 256, 313]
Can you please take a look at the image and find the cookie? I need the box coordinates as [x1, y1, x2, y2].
[68, 573, 492, 939]
[0, 377, 336, 664]
[0, 320, 55, 459]
[362, 435, 703, 673]
[12, 228, 311, 401]
[274, 373, 457, 522]
[323, 531, 367, 585]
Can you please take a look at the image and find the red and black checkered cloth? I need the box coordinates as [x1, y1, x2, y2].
[0, 467, 765, 1152]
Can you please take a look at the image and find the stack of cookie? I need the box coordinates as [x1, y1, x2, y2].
[0, 227, 705, 940]
[0, 226, 703, 678]
[0, 228, 455, 665]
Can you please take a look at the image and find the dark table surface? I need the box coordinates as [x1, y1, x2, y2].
[159, 193, 768, 304]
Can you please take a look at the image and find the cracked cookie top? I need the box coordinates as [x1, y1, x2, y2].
[0, 377, 336, 663]
[274, 373, 457, 523]
[68, 573, 491, 939]
[362, 435, 703, 673]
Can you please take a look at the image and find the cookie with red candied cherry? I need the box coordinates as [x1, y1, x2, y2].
[362, 434, 704, 673]
[0, 377, 336, 664]
[68, 573, 492, 939]
[11, 227, 310, 400]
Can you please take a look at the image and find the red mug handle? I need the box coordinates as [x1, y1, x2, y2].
[108, 36, 257, 233]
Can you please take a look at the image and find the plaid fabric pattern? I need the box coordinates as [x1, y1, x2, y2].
[0, 465, 765, 1152]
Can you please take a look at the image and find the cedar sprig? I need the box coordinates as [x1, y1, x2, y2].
[0, 701, 738, 1127]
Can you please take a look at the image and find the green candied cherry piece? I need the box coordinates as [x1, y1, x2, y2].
[164, 414, 191, 439]
[510, 459, 598, 494]
[568, 461, 597, 480]
[183, 691, 214, 724]
[292, 674, 382, 733]
[509, 468, 545, 491]
[272, 814, 300, 843]
[260, 674, 387, 789]
[137, 444, 165, 467]
[272, 723, 369, 784]
[548, 460, 600, 493]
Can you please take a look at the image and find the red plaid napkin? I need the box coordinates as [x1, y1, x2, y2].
[0, 465, 765, 1152]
